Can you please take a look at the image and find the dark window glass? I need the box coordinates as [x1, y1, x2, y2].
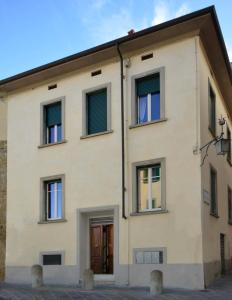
[228, 188, 232, 222]
[43, 254, 62, 265]
[87, 89, 107, 135]
[210, 168, 217, 215]
[227, 128, 231, 162]
[209, 85, 216, 135]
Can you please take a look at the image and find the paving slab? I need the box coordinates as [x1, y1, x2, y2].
[0, 273, 232, 300]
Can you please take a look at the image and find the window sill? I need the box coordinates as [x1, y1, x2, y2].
[38, 139, 67, 149]
[130, 210, 168, 216]
[129, 118, 167, 129]
[80, 130, 113, 139]
[210, 212, 219, 218]
[38, 219, 67, 224]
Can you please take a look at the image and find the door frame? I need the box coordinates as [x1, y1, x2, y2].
[77, 205, 119, 282]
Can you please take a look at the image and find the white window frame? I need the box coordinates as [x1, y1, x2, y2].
[46, 181, 62, 220]
[39, 174, 65, 223]
[138, 165, 161, 212]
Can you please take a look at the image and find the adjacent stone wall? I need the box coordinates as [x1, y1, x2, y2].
[0, 141, 7, 280]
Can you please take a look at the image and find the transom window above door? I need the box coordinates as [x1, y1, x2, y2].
[136, 73, 160, 124]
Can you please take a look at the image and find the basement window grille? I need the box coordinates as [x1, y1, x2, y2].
[42, 254, 62, 265]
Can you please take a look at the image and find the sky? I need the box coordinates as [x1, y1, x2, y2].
[0, 0, 231, 80]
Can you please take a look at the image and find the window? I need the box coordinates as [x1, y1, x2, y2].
[136, 74, 160, 124]
[45, 180, 62, 220]
[40, 252, 64, 265]
[137, 164, 161, 212]
[45, 102, 62, 143]
[41, 98, 65, 146]
[86, 88, 107, 135]
[82, 84, 111, 137]
[228, 187, 232, 223]
[227, 128, 231, 163]
[210, 167, 218, 216]
[40, 175, 65, 223]
[43, 254, 62, 265]
[208, 83, 216, 136]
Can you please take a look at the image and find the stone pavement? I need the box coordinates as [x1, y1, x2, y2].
[0, 273, 232, 300]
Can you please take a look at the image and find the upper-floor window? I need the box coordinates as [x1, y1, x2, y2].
[87, 88, 107, 135]
[45, 178, 63, 221]
[40, 175, 65, 223]
[41, 97, 65, 146]
[131, 68, 165, 127]
[136, 73, 160, 124]
[82, 84, 111, 137]
[45, 102, 62, 143]
[227, 127, 231, 163]
[210, 166, 218, 217]
[208, 83, 216, 136]
[137, 164, 161, 212]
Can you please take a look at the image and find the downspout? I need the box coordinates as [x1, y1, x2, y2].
[116, 43, 127, 219]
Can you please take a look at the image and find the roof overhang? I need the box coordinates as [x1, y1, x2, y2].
[0, 6, 231, 113]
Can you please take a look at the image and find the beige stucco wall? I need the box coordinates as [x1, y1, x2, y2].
[6, 37, 204, 287]
[198, 39, 232, 286]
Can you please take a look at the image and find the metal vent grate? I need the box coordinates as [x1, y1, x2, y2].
[90, 216, 113, 225]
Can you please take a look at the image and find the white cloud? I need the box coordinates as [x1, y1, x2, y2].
[152, 1, 190, 26]
[175, 3, 190, 17]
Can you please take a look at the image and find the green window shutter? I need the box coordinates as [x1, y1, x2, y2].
[46, 102, 61, 127]
[137, 74, 160, 97]
[87, 89, 107, 135]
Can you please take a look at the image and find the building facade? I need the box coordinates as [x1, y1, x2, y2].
[0, 6, 231, 289]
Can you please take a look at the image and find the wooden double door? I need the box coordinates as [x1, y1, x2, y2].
[90, 224, 113, 274]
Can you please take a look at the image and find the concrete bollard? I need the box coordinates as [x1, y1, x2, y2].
[150, 270, 163, 296]
[31, 264, 43, 288]
[82, 269, 94, 290]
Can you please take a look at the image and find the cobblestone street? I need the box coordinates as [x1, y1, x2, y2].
[0, 273, 232, 300]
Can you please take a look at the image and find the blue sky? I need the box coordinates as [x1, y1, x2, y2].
[0, 0, 231, 79]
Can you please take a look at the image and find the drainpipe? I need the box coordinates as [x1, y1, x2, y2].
[116, 43, 127, 220]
